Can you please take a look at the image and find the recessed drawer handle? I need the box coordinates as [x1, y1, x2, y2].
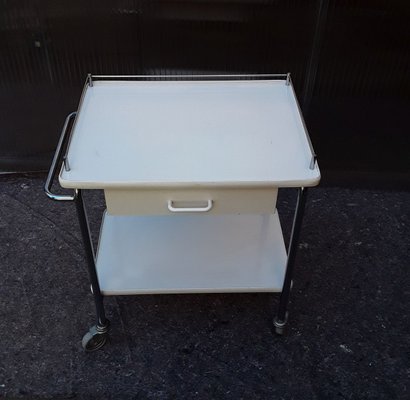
[167, 200, 213, 213]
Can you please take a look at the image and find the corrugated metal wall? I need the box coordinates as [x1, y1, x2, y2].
[0, 0, 409, 177]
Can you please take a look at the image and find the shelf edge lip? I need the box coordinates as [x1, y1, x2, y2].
[101, 287, 283, 296]
[58, 174, 321, 190]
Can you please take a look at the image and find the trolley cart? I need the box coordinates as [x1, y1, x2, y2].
[45, 74, 320, 351]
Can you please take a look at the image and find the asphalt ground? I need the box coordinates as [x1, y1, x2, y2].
[0, 174, 409, 399]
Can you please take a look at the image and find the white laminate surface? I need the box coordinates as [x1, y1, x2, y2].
[60, 80, 320, 189]
[96, 212, 287, 295]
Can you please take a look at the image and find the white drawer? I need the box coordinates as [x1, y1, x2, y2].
[105, 188, 278, 216]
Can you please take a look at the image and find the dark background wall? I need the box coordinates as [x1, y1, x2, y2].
[0, 0, 409, 186]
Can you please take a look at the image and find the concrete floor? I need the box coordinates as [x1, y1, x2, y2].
[0, 174, 409, 399]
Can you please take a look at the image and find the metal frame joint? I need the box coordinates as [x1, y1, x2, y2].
[63, 155, 71, 172]
[310, 154, 317, 170]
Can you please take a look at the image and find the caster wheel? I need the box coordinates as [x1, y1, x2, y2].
[82, 325, 108, 352]
[273, 314, 288, 336]
[274, 323, 285, 335]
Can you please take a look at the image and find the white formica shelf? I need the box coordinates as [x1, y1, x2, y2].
[96, 212, 287, 295]
[60, 79, 320, 189]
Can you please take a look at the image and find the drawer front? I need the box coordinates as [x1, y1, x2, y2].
[105, 188, 278, 215]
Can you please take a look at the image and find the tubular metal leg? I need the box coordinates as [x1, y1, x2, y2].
[75, 189, 110, 351]
[274, 187, 308, 334]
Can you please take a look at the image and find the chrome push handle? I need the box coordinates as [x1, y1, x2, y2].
[44, 112, 78, 201]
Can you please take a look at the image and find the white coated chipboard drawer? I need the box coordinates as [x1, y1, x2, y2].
[104, 188, 278, 215]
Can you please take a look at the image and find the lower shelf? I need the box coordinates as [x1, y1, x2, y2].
[96, 212, 287, 295]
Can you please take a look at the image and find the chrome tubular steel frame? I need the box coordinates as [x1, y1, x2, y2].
[75, 189, 109, 330]
[44, 112, 77, 200]
[274, 187, 308, 334]
[45, 111, 110, 351]
[45, 73, 314, 349]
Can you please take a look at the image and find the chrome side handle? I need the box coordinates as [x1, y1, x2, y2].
[44, 112, 78, 201]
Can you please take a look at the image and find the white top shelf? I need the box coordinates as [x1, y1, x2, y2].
[60, 79, 320, 189]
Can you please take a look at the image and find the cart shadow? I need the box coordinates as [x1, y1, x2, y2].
[108, 293, 278, 351]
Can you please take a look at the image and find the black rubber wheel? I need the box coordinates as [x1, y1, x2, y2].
[274, 324, 285, 335]
[82, 326, 107, 352]
[273, 315, 287, 336]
